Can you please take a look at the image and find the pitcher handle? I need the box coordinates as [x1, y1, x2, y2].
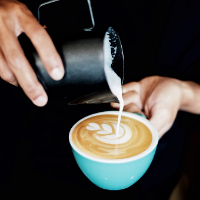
[38, 0, 95, 31]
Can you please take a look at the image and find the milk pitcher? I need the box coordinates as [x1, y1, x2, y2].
[17, 0, 124, 105]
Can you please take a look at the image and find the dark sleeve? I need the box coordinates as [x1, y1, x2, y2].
[154, 0, 200, 85]
[153, 0, 200, 129]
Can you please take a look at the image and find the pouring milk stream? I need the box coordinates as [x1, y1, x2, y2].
[104, 31, 124, 137]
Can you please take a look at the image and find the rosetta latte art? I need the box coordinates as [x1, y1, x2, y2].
[86, 122, 131, 144]
[72, 114, 152, 159]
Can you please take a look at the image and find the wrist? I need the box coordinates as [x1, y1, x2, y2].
[179, 80, 198, 113]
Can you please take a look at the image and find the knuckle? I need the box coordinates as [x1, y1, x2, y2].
[134, 92, 140, 101]
[130, 103, 138, 109]
[16, 1, 27, 9]
[31, 27, 46, 40]
[129, 91, 140, 102]
[0, 70, 15, 82]
[125, 82, 140, 93]
[0, 1, 30, 18]
[7, 50, 22, 69]
[126, 103, 139, 113]
[43, 54, 58, 66]
[2, 1, 21, 12]
[9, 1, 24, 13]
[134, 82, 140, 91]
[134, 82, 140, 87]
[17, 2, 33, 18]
[24, 83, 39, 97]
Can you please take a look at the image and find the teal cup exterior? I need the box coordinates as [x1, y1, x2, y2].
[69, 111, 158, 190]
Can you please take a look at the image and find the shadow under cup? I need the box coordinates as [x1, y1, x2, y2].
[69, 111, 158, 190]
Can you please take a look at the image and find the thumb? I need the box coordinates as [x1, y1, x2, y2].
[149, 108, 171, 139]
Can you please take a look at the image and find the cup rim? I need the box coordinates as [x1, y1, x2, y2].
[69, 111, 158, 163]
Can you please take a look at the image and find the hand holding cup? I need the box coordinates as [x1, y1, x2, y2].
[111, 76, 184, 139]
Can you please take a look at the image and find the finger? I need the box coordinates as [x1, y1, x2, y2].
[0, 47, 18, 86]
[111, 101, 144, 115]
[157, 125, 172, 139]
[123, 103, 144, 114]
[123, 91, 142, 109]
[20, 12, 64, 80]
[111, 91, 142, 109]
[149, 107, 172, 139]
[111, 102, 120, 109]
[0, 28, 48, 107]
[122, 82, 140, 94]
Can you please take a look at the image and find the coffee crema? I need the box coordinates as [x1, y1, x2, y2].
[72, 114, 152, 159]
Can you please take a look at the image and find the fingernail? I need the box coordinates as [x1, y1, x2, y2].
[51, 68, 64, 80]
[33, 96, 47, 106]
[112, 103, 120, 107]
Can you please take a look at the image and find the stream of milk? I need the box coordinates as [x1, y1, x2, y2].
[104, 31, 124, 137]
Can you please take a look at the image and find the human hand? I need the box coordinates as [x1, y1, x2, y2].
[0, 0, 64, 106]
[111, 76, 184, 139]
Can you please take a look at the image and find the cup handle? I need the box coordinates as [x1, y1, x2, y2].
[133, 112, 147, 119]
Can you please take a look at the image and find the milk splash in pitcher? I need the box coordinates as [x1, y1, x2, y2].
[104, 29, 124, 137]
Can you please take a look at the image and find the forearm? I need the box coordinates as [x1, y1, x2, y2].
[179, 80, 200, 114]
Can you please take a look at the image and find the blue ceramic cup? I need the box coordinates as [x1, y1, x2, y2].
[69, 111, 158, 190]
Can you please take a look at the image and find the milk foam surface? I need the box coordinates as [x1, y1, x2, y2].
[72, 115, 152, 159]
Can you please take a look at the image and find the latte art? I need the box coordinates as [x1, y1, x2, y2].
[86, 122, 132, 144]
[72, 114, 152, 159]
